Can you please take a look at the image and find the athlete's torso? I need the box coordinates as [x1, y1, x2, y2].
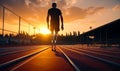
[48, 8, 61, 24]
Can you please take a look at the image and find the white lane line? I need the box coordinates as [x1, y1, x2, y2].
[58, 47, 80, 71]
[0, 47, 49, 69]
[70, 47, 120, 59]
[62, 47, 120, 67]
[10, 47, 49, 71]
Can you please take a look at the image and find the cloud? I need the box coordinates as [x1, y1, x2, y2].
[112, 4, 120, 11]
[86, 7, 105, 15]
[63, 7, 86, 22]
[63, 6, 105, 22]
[25, 0, 78, 8]
[0, 0, 105, 26]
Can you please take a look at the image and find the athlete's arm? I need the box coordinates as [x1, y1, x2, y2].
[47, 12, 50, 29]
[60, 15, 64, 30]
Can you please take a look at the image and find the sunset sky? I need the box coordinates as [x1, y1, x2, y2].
[0, 0, 120, 35]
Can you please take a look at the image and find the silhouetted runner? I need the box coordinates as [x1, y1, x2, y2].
[47, 3, 64, 51]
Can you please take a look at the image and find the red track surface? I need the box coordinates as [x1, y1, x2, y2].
[0, 45, 120, 71]
[0, 47, 44, 63]
[59, 45, 120, 71]
[0, 45, 74, 71]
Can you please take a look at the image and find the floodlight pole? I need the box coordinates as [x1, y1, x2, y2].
[2, 6, 5, 36]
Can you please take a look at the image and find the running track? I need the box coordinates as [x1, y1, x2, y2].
[0, 45, 120, 71]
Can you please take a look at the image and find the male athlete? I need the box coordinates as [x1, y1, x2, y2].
[47, 3, 64, 51]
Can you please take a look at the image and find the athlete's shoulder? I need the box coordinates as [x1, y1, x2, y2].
[54, 8, 62, 14]
[48, 8, 53, 14]
[56, 8, 61, 11]
[48, 8, 53, 11]
[57, 8, 62, 14]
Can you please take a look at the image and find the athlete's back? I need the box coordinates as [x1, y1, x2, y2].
[48, 8, 61, 25]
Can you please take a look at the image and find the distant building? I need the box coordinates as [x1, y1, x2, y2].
[80, 19, 120, 45]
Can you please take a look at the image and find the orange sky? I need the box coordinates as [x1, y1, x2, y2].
[0, 0, 120, 35]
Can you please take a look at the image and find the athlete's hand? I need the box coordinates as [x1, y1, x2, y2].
[47, 25, 49, 29]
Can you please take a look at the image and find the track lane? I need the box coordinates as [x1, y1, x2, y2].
[59, 46, 120, 71]
[0, 46, 46, 54]
[0, 46, 49, 64]
[8, 47, 74, 71]
[0, 47, 49, 71]
[67, 47, 120, 63]
[1, 45, 120, 71]
[63, 45, 120, 57]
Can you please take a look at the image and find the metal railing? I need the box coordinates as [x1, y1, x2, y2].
[0, 4, 38, 36]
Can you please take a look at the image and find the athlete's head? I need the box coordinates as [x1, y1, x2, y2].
[52, 3, 57, 8]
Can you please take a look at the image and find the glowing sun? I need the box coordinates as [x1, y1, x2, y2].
[39, 28, 51, 35]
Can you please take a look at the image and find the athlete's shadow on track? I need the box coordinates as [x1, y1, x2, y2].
[52, 48, 71, 62]
[53, 49, 61, 57]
